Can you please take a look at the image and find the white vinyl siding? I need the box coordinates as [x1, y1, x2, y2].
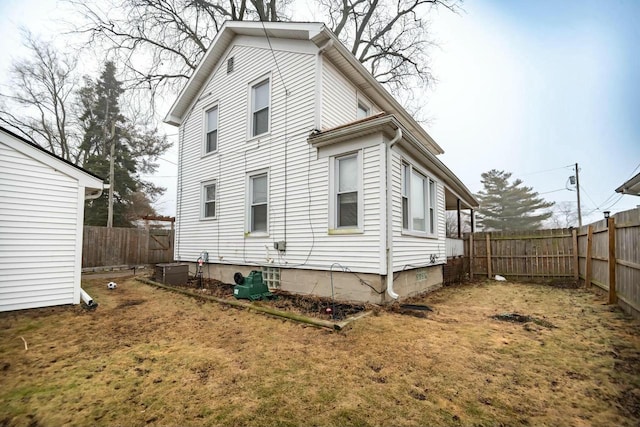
[0, 141, 80, 311]
[321, 60, 381, 130]
[176, 42, 384, 273]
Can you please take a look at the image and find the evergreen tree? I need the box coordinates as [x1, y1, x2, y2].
[476, 170, 554, 231]
[79, 62, 170, 227]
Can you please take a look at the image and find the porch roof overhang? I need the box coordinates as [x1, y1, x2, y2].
[615, 172, 640, 196]
[308, 114, 478, 209]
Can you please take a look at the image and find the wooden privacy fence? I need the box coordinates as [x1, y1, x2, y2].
[82, 226, 174, 268]
[465, 207, 640, 318]
[467, 228, 577, 281]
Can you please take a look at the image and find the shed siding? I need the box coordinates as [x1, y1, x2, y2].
[176, 39, 384, 276]
[0, 141, 79, 311]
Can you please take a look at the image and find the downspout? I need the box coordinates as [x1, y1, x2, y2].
[80, 288, 96, 308]
[386, 127, 403, 300]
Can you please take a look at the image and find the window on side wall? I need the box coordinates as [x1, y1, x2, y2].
[251, 78, 270, 137]
[202, 181, 217, 219]
[205, 105, 218, 154]
[357, 100, 370, 120]
[248, 172, 268, 233]
[401, 162, 437, 236]
[331, 151, 362, 231]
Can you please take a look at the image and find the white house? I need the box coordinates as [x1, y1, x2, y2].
[0, 127, 105, 312]
[165, 21, 477, 303]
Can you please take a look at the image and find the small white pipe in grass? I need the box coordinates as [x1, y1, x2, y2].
[80, 288, 95, 307]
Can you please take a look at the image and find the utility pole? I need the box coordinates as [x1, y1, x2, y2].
[107, 121, 116, 228]
[575, 163, 582, 227]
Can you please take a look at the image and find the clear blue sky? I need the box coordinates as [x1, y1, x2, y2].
[428, 0, 640, 222]
[1, 0, 639, 222]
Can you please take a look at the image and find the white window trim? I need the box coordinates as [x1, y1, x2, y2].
[245, 169, 270, 237]
[401, 160, 438, 238]
[328, 151, 364, 234]
[201, 180, 217, 220]
[202, 101, 219, 157]
[247, 73, 272, 141]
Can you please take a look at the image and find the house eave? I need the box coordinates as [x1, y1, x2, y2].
[615, 172, 640, 196]
[308, 116, 478, 209]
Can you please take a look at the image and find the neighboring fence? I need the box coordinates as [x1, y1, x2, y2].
[467, 228, 577, 281]
[464, 207, 640, 318]
[576, 208, 640, 318]
[82, 226, 174, 268]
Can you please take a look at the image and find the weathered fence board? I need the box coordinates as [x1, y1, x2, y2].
[467, 229, 575, 280]
[82, 226, 174, 268]
[465, 207, 639, 318]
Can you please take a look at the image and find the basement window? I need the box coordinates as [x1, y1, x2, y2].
[262, 266, 281, 289]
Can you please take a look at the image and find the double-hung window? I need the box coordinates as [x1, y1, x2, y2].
[248, 172, 268, 233]
[330, 152, 362, 231]
[402, 162, 437, 236]
[205, 105, 218, 154]
[202, 181, 216, 219]
[251, 79, 270, 137]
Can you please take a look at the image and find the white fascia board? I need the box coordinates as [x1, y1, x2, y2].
[0, 129, 104, 190]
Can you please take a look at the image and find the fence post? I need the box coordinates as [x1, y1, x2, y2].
[608, 217, 617, 304]
[572, 228, 579, 284]
[469, 233, 474, 280]
[486, 234, 492, 279]
[585, 225, 593, 288]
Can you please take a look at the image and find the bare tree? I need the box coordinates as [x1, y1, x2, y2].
[0, 32, 81, 162]
[546, 201, 579, 229]
[67, 0, 459, 110]
[445, 210, 472, 237]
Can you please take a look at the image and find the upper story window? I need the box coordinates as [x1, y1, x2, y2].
[202, 180, 217, 219]
[357, 101, 370, 120]
[251, 78, 270, 137]
[205, 105, 218, 154]
[402, 161, 437, 236]
[248, 171, 268, 233]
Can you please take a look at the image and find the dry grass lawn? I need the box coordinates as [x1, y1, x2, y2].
[1, 278, 639, 426]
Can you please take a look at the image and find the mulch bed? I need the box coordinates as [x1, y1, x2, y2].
[161, 277, 370, 321]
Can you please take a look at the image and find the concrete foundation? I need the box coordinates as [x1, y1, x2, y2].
[181, 262, 443, 304]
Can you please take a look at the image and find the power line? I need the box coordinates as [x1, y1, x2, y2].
[518, 164, 574, 177]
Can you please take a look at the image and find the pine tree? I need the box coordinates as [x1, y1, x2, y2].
[79, 62, 170, 227]
[476, 170, 554, 231]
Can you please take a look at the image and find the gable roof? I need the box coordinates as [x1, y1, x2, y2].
[616, 172, 640, 196]
[164, 20, 444, 155]
[0, 126, 104, 191]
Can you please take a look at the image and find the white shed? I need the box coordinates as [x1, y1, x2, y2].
[0, 127, 105, 312]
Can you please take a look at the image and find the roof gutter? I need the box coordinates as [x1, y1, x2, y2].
[385, 127, 403, 300]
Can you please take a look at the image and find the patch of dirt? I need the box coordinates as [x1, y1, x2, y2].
[491, 312, 556, 328]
